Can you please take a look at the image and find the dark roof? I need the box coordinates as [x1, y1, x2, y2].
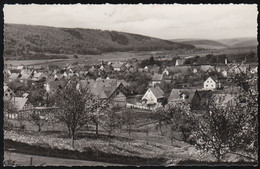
[152, 73, 163, 81]
[168, 89, 196, 102]
[149, 86, 165, 99]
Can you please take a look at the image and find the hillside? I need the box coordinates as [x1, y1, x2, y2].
[216, 37, 258, 48]
[4, 24, 194, 60]
[171, 39, 229, 49]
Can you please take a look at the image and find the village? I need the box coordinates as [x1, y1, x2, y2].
[3, 55, 258, 117]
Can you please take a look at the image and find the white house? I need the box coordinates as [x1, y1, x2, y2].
[142, 86, 165, 108]
[203, 77, 220, 90]
[162, 68, 169, 75]
[175, 59, 185, 66]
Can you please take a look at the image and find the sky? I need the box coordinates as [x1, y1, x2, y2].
[3, 4, 258, 40]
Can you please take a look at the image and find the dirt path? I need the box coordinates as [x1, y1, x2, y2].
[4, 151, 123, 166]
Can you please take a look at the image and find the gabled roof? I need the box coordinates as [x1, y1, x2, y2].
[19, 73, 31, 80]
[199, 65, 215, 72]
[152, 73, 163, 81]
[10, 97, 28, 111]
[34, 72, 47, 78]
[213, 94, 235, 106]
[4, 86, 9, 92]
[149, 66, 160, 73]
[112, 62, 126, 68]
[205, 77, 217, 83]
[149, 86, 165, 99]
[9, 73, 20, 80]
[168, 89, 196, 102]
[165, 66, 191, 74]
[47, 80, 68, 91]
[78, 79, 95, 89]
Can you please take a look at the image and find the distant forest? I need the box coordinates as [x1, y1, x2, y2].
[4, 24, 195, 60]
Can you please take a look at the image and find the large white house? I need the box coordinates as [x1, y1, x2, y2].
[203, 77, 221, 90]
[142, 86, 165, 108]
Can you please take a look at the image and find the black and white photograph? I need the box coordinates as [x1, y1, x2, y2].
[2, 3, 258, 166]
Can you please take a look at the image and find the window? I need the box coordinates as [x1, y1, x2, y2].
[211, 85, 213, 87]
[206, 85, 208, 87]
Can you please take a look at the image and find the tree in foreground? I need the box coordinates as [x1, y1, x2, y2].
[27, 111, 47, 132]
[54, 80, 98, 148]
[185, 63, 258, 162]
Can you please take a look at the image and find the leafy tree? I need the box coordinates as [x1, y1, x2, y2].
[28, 111, 47, 132]
[54, 80, 97, 148]
[185, 63, 257, 162]
[121, 109, 135, 136]
[101, 106, 122, 144]
[88, 97, 110, 136]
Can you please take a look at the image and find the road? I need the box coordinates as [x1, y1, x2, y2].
[4, 151, 123, 166]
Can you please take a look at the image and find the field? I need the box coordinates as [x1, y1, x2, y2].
[4, 109, 214, 166]
[5, 45, 257, 68]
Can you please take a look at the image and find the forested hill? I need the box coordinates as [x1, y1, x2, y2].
[4, 24, 195, 59]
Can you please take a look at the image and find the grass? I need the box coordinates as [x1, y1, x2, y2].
[4, 151, 123, 166]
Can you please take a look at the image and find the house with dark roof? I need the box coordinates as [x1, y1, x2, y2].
[4, 85, 14, 101]
[151, 73, 164, 86]
[79, 78, 129, 107]
[112, 62, 127, 72]
[168, 89, 201, 111]
[45, 79, 69, 94]
[9, 73, 21, 82]
[142, 86, 165, 108]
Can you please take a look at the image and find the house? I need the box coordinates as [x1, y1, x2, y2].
[9, 73, 21, 82]
[112, 62, 127, 72]
[142, 86, 165, 108]
[32, 72, 47, 82]
[149, 65, 160, 74]
[151, 73, 163, 86]
[168, 89, 198, 106]
[175, 59, 185, 66]
[203, 77, 221, 90]
[163, 66, 191, 75]
[19, 73, 32, 83]
[79, 78, 128, 107]
[16, 65, 24, 70]
[45, 79, 68, 94]
[162, 68, 169, 75]
[138, 68, 144, 72]
[4, 85, 14, 101]
[199, 65, 215, 73]
[6, 97, 32, 119]
[144, 66, 149, 72]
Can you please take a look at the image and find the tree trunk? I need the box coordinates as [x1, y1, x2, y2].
[38, 126, 41, 132]
[71, 130, 75, 148]
[95, 122, 98, 135]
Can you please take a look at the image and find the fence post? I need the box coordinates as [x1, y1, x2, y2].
[30, 157, 33, 166]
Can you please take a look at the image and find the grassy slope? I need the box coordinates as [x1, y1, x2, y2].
[216, 37, 257, 48]
[4, 24, 194, 59]
[171, 39, 229, 49]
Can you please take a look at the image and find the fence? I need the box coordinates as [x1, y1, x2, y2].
[126, 103, 155, 110]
